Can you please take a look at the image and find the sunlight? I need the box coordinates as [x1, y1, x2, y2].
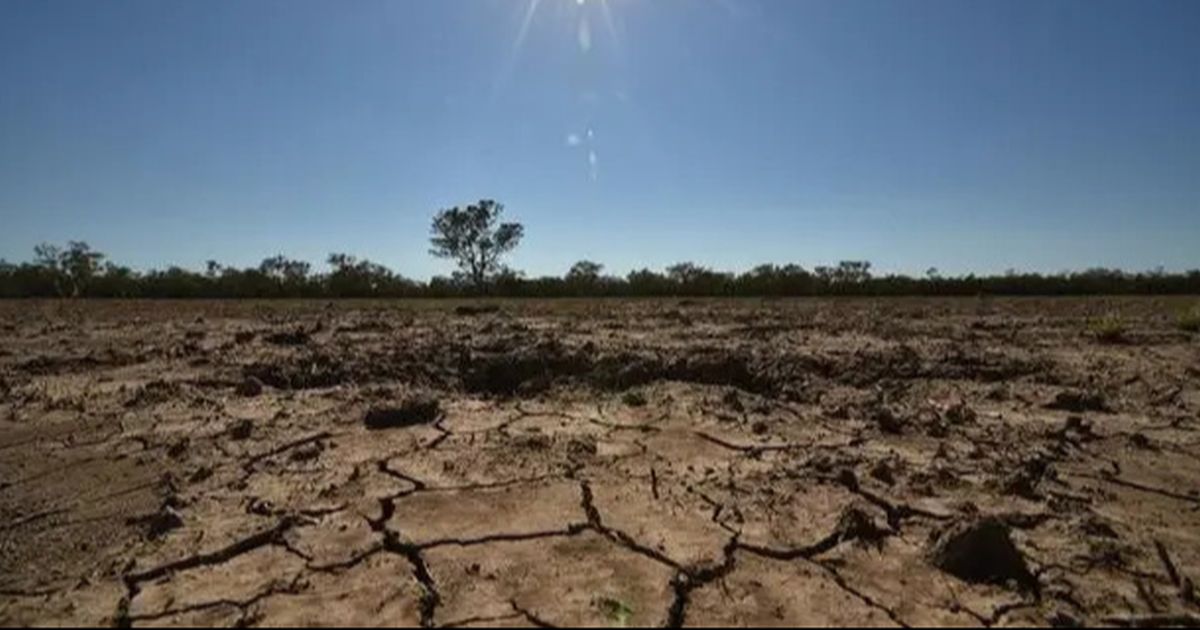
[510, 0, 620, 61]
[578, 15, 591, 52]
[501, 0, 624, 182]
[510, 0, 542, 62]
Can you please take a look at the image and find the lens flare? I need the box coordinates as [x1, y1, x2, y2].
[501, 0, 629, 181]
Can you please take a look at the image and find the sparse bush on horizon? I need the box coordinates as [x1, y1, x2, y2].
[2, 240, 1199, 300]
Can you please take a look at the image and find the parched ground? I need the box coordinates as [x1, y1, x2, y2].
[2, 297, 1199, 628]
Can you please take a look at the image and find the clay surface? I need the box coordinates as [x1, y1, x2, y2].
[2, 298, 1199, 627]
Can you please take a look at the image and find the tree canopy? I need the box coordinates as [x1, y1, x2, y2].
[429, 199, 524, 291]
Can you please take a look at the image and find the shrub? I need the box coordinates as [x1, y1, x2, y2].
[1087, 315, 1126, 343]
[1178, 304, 1200, 333]
[621, 390, 647, 407]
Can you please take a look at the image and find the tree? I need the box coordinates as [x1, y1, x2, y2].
[626, 268, 669, 295]
[255, 255, 312, 297]
[326, 253, 408, 297]
[567, 260, 604, 283]
[33, 241, 105, 297]
[92, 262, 138, 297]
[834, 260, 872, 284]
[666, 262, 732, 295]
[666, 262, 705, 285]
[738, 263, 813, 296]
[565, 260, 604, 295]
[429, 199, 524, 291]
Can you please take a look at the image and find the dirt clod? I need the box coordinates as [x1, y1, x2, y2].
[871, 405, 905, 434]
[722, 389, 745, 412]
[567, 436, 598, 460]
[943, 400, 976, 424]
[834, 504, 891, 548]
[454, 304, 501, 316]
[236, 376, 264, 397]
[228, 419, 254, 441]
[870, 459, 897, 485]
[364, 395, 441, 430]
[127, 505, 184, 540]
[290, 442, 324, 461]
[622, 390, 648, 407]
[1046, 390, 1109, 413]
[166, 438, 189, 460]
[265, 328, 311, 346]
[999, 456, 1051, 498]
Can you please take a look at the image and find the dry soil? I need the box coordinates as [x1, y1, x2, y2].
[2, 297, 1199, 627]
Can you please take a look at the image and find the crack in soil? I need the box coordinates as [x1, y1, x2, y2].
[664, 536, 740, 627]
[381, 532, 441, 628]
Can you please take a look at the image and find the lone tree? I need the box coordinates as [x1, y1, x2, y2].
[429, 199, 524, 291]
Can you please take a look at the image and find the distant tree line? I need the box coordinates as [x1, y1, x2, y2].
[2, 241, 1197, 299]
[2, 200, 1195, 298]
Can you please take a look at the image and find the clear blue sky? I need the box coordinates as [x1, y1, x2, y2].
[1, 0, 1197, 279]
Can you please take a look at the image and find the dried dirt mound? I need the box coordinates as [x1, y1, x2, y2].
[241, 326, 1054, 401]
[460, 338, 590, 396]
[244, 353, 351, 389]
[17, 349, 144, 376]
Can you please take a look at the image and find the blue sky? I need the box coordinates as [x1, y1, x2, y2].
[1, 0, 1197, 279]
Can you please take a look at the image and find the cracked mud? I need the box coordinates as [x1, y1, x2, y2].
[2, 298, 1199, 627]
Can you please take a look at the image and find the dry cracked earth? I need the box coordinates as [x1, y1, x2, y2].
[2, 297, 1200, 627]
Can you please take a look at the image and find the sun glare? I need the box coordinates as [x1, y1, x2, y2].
[500, 0, 624, 182]
[511, 0, 618, 60]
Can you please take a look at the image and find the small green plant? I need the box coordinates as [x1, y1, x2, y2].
[1178, 304, 1200, 333]
[1087, 314, 1126, 343]
[595, 597, 634, 627]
